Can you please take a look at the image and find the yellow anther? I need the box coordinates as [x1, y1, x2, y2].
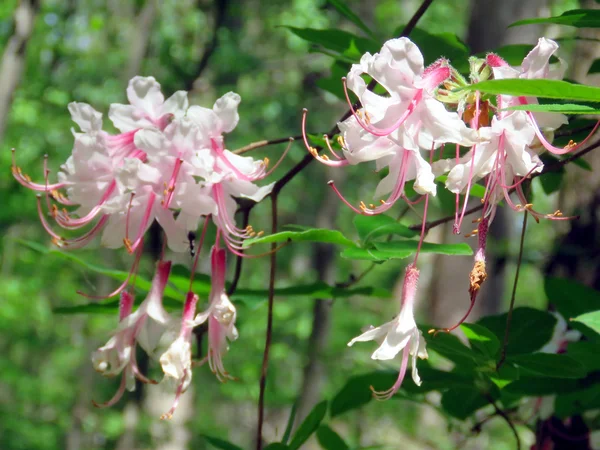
[380, 199, 386, 205]
[565, 140, 577, 150]
[337, 136, 346, 148]
[309, 146, 318, 156]
[369, 203, 375, 209]
[249, 231, 256, 237]
[359, 201, 367, 211]
[256, 231, 264, 237]
[472, 217, 482, 223]
[50, 204, 58, 218]
[321, 154, 330, 161]
[160, 413, 173, 421]
[263, 157, 270, 167]
[123, 238, 133, 254]
[364, 111, 371, 125]
[24, 174, 32, 182]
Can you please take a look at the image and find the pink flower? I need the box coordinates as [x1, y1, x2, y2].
[193, 244, 239, 381]
[348, 265, 428, 400]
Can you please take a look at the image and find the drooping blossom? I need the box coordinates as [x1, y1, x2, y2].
[159, 291, 198, 419]
[302, 37, 476, 215]
[348, 264, 428, 399]
[193, 243, 239, 381]
[92, 261, 174, 407]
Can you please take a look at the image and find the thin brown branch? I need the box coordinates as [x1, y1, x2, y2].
[487, 395, 522, 450]
[497, 204, 528, 371]
[256, 192, 278, 450]
[234, 136, 303, 155]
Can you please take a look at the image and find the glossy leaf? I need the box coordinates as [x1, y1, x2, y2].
[589, 58, 600, 74]
[567, 341, 600, 371]
[373, 241, 473, 256]
[572, 310, 600, 335]
[441, 388, 489, 420]
[504, 377, 582, 396]
[507, 103, 600, 115]
[203, 435, 243, 450]
[282, 402, 298, 445]
[289, 400, 328, 450]
[316, 426, 349, 450]
[353, 214, 418, 245]
[423, 331, 479, 367]
[545, 277, 600, 319]
[477, 307, 557, 355]
[510, 9, 600, 28]
[460, 323, 500, 360]
[244, 227, 356, 248]
[507, 353, 587, 379]
[464, 79, 600, 103]
[284, 27, 378, 55]
[326, 0, 374, 38]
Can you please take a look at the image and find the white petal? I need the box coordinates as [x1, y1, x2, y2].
[521, 38, 559, 80]
[108, 103, 146, 133]
[68, 102, 103, 132]
[134, 128, 167, 156]
[347, 322, 393, 347]
[162, 91, 188, 119]
[126, 76, 164, 117]
[213, 92, 241, 133]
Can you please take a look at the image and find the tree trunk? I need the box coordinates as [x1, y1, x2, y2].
[0, 0, 40, 145]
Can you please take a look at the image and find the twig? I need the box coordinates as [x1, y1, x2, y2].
[409, 139, 600, 232]
[256, 192, 278, 450]
[401, 0, 435, 37]
[497, 204, 528, 371]
[487, 395, 522, 450]
[234, 136, 303, 155]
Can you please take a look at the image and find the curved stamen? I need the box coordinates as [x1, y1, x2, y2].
[301, 109, 349, 167]
[342, 77, 422, 137]
[124, 192, 156, 254]
[12, 149, 68, 191]
[370, 345, 410, 401]
[55, 181, 117, 229]
[323, 134, 343, 160]
[521, 101, 600, 155]
[160, 369, 187, 420]
[162, 157, 183, 209]
[263, 137, 295, 177]
[92, 370, 128, 408]
[211, 139, 265, 181]
[77, 242, 144, 300]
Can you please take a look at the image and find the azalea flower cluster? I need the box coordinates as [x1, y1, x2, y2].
[303, 37, 597, 399]
[12, 76, 285, 417]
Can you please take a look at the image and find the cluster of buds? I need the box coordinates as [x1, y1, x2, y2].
[12, 76, 288, 417]
[304, 37, 598, 398]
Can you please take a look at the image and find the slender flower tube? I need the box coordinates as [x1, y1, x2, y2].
[193, 244, 239, 381]
[348, 264, 427, 400]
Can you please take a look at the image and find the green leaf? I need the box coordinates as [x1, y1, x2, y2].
[284, 27, 378, 55]
[244, 228, 356, 248]
[264, 445, 289, 450]
[567, 341, 600, 371]
[504, 377, 581, 396]
[353, 214, 418, 245]
[539, 171, 564, 195]
[373, 241, 473, 256]
[203, 435, 243, 450]
[554, 383, 600, 418]
[507, 103, 600, 115]
[289, 401, 328, 450]
[545, 277, 600, 319]
[460, 323, 500, 360]
[340, 246, 406, 262]
[589, 58, 600, 74]
[572, 310, 600, 335]
[316, 426, 349, 450]
[282, 402, 298, 445]
[441, 388, 490, 420]
[510, 9, 600, 28]
[477, 307, 557, 355]
[464, 79, 600, 103]
[507, 353, 587, 379]
[423, 330, 479, 367]
[316, 61, 349, 100]
[326, 0, 374, 38]
[406, 28, 470, 73]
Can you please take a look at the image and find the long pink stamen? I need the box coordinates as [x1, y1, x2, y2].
[77, 242, 144, 300]
[124, 192, 156, 254]
[263, 137, 295, 177]
[162, 158, 183, 209]
[371, 345, 410, 401]
[11, 150, 69, 191]
[92, 370, 128, 408]
[160, 368, 187, 420]
[301, 109, 349, 167]
[342, 77, 423, 137]
[211, 139, 264, 181]
[55, 181, 117, 229]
